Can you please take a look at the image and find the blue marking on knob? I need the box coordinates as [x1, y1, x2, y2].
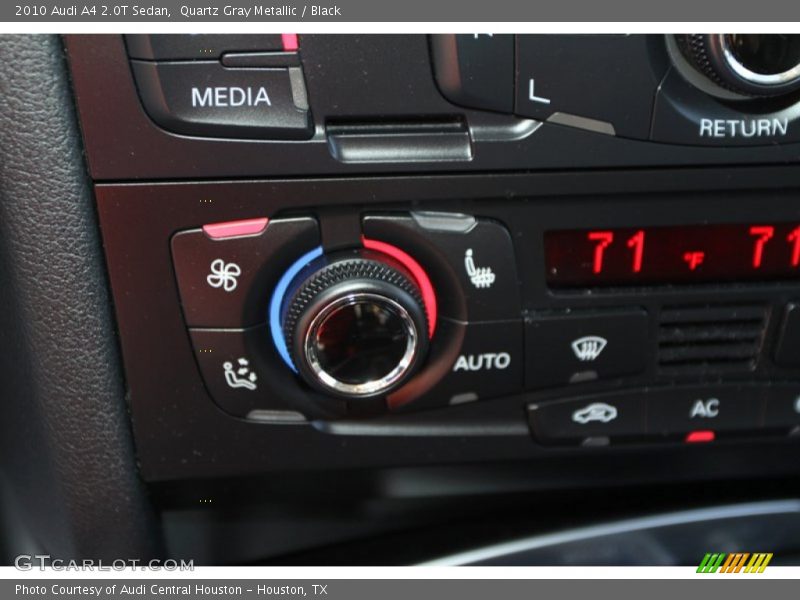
[269, 246, 323, 372]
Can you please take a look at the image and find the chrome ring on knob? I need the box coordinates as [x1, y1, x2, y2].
[718, 34, 800, 87]
[671, 34, 800, 99]
[303, 292, 420, 398]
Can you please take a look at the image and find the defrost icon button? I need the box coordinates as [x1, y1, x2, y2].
[526, 309, 649, 389]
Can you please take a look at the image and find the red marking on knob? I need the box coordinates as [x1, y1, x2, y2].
[361, 236, 437, 339]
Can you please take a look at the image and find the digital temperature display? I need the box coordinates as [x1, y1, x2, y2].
[545, 223, 800, 287]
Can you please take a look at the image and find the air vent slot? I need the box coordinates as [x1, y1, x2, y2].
[658, 303, 769, 375]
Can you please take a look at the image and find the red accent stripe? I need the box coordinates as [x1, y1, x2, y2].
[362, 237, 437, 339]
[281, 33, 299, 52]
[202, 218, 269, 239]
[685, 430, 715, 443]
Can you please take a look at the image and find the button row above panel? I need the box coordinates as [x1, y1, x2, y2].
[132, 62, 313, 140]
[528, 384, 800, 446]
[514, 35, 662, 140]
[126, 34, 313, 140]
[430, 34, 664, 140]
[430, 34, 800, 147]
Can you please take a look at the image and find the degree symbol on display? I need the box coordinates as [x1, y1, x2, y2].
[683, 251, 705, 271]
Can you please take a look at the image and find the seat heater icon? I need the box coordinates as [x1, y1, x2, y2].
[464, 248, 496, 289]
[571, 335, 608, 362]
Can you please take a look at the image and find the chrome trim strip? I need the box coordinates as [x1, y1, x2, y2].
[304, 292, 418, 397]
[420, 499, 800, 565]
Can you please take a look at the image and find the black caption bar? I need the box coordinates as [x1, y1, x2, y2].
[5, 0, 800, 22]
[4, 578, 798, 599]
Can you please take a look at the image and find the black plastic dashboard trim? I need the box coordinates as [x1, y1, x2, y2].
[97, 166, 800, 483]
[0, 34, 161, 559]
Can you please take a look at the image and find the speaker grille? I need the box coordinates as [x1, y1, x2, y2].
[657, 303, 769, 376]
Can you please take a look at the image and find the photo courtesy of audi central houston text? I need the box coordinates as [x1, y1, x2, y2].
[3, 29, 800, 573]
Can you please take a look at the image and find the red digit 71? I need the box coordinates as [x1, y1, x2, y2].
[750, 225, 774, 268]
[588, 231, 614, 274]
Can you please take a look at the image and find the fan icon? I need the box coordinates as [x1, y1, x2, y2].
[206, 258, 242, 292]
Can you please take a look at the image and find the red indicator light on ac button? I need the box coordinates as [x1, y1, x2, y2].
[685, 430, 715, 443]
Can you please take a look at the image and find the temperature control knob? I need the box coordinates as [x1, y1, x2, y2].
[675, 34, 800, 98]
[280, 252, 429, 399]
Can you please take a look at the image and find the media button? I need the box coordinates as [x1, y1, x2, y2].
[131, 61, 313, 139]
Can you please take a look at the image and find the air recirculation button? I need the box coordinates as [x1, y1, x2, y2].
[280, 252, 430, 399]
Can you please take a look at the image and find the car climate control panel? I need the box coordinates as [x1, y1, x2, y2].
[170, 200, 800, 449]
[173, 212, 523, 420]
